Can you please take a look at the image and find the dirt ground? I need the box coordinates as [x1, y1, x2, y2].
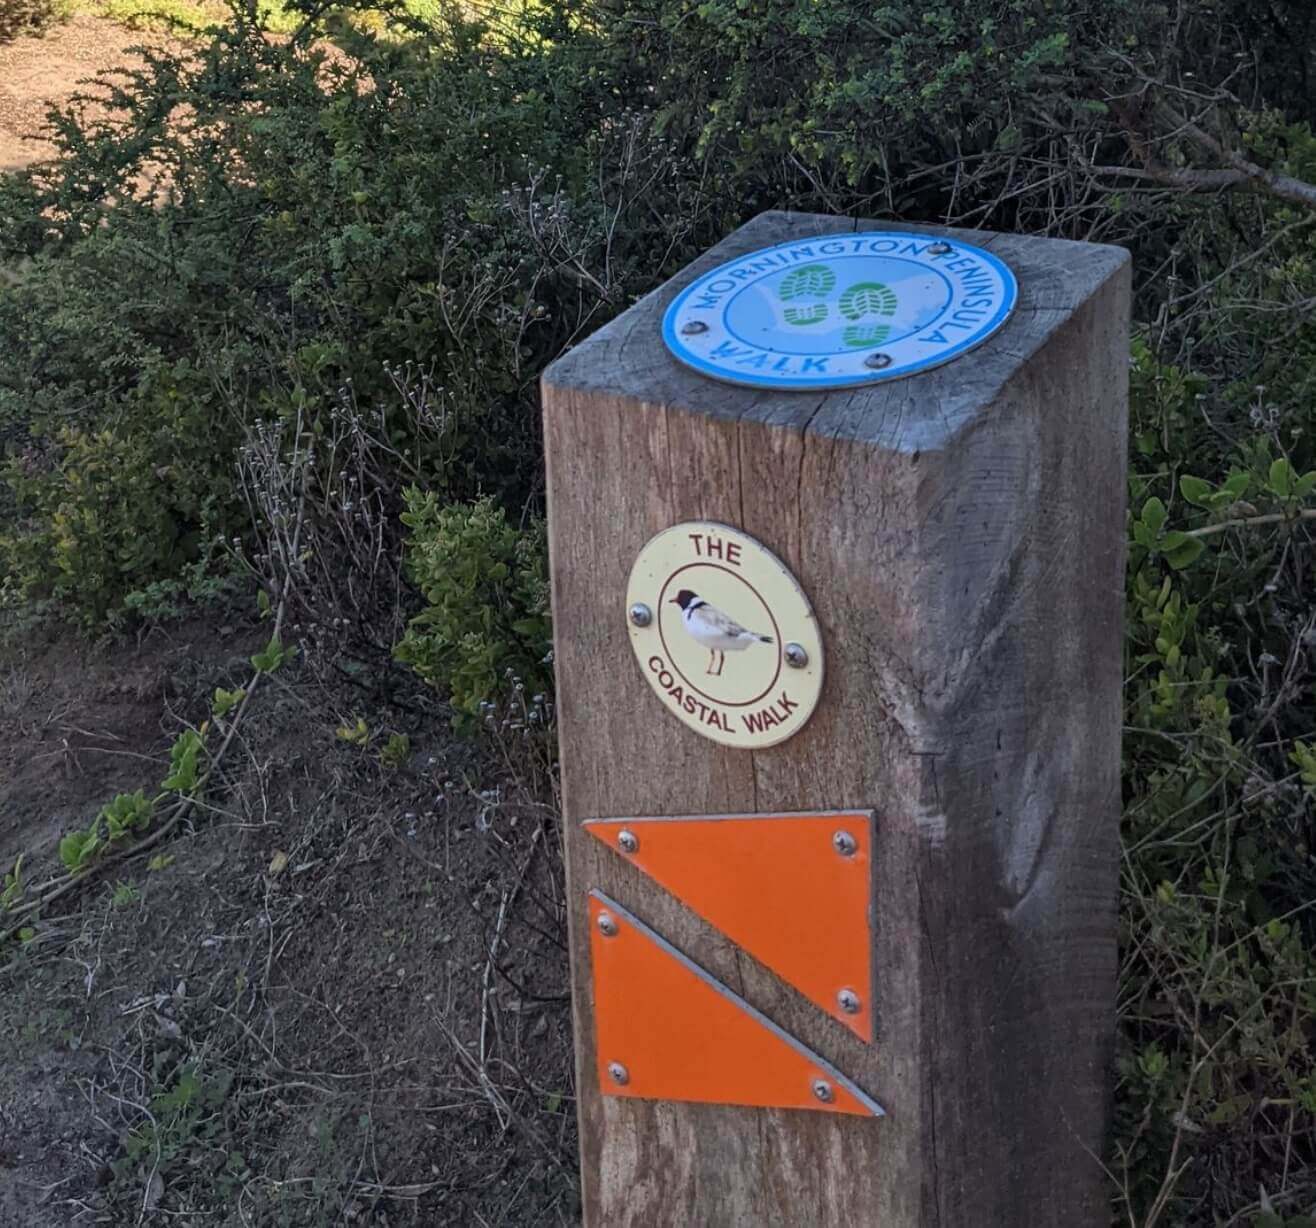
[0, 14, 178, 174]
[0, 607, 578, 1226]
[3, 16, 578, 1225]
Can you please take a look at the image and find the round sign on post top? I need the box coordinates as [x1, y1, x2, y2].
[626, 522, 823, 750]
[662, 231, 1017, 391]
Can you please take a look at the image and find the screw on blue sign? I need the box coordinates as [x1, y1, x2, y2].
[661, 232, 1018, 391]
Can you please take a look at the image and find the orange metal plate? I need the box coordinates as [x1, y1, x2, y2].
[588, 892, 883, 1116]
[585, 811, 874, 1040]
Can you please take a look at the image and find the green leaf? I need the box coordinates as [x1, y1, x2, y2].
[1, 856, 23, 910]
[59, 830, 102, 873]
[336, 716, 370, 745]
[1178, 475, 1213, 508]
[1220, 471, 1251, 499]
[101, 790, 154, 840]
[162, 729, 203, 793]
[250, 634, 294, 674]
[380, 732, 410, 769]
[256, 588, 272, 619]
[212, 687, 246, 718]
[1161, 533, 1204, 570]
[1268, 458, 1294, 498]
[1138, 1046, 1167, 1078]
[1140, 497, 1167, 534]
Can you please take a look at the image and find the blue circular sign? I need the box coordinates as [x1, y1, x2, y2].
[662, 231, 1018, 391]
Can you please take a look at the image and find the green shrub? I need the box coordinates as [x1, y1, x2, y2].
[1110, 339, 1316, 1222]
[592, 0, 1092, 203]
[589, 0, 1316, 229]
[96, 0, 221, 32]
[1, 410, 229, 625]
[0, 2, 710, 629]
[394, 492, 551, 728]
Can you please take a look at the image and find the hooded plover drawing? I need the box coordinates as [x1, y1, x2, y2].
[669, 589, 773, 677]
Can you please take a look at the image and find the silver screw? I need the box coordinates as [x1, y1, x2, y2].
[837, 988, 861, 1015]
[863, 352, 893, 370]
[680, 320, 709, 336]
[832, 830, 857, 858]
[629, 603, 652, 628]
[597, 912, 618, 937]
[617, 829, 639, 854]
[812, 1078, 834, 1104]
[784, 642, 809, 669]
[927, 241, 952, 256]
[607, 1062, 630, 1086]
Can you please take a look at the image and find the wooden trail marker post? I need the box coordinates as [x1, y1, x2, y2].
[542, 211, 1131, 1226]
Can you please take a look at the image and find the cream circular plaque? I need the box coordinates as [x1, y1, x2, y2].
[626, 522, 824, 749]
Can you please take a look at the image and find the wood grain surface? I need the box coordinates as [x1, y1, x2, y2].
[542, 210, 1130, 1227]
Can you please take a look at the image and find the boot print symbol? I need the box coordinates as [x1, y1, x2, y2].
[774, 266, 898, 345]
[837, 281, 897, 348]
[778, 264, 836, 326]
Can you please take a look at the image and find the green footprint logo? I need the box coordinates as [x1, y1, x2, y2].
[775, 268, 900, 346]
[839, 282, 898, 321]
[779, 264, 836, 300]
[842, 323, 892, 348]
[784, 303, 828, 326]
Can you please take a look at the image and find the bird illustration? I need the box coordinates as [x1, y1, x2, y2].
[669, 589, 773, 676]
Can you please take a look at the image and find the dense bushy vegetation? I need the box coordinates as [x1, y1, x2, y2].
[2, 0, 1315, 1222]
[395, 491, 552, 728]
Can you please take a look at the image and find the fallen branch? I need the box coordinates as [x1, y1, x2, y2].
[1091, 161, 1316, 211]
[1096, 86, 1316, 213]
[1184, 508, 1316, 540]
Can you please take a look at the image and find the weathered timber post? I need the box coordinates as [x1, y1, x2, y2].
[542, 210, 1130, 1227]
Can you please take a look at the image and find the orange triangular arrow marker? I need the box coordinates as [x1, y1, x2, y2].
[588, 892, 883, 1116]
[586, 812, 874, 1040]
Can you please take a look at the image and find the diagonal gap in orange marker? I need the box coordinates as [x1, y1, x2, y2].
[589, 891, 883, 1116]
[585, 811, 874, 1040]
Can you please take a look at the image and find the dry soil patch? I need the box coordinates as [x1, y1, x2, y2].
[0, 615, 577, 1225]
[0, 15, 180, 173]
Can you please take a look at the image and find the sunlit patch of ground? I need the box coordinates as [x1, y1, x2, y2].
[0, 14, 186, 174]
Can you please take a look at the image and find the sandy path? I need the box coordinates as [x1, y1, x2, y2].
[0, 15, 178, 173]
